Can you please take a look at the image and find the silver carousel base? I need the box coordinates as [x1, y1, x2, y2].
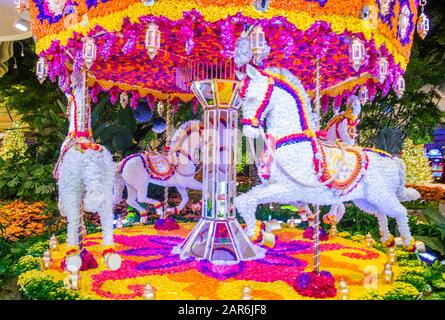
[174, 218, 265, 264]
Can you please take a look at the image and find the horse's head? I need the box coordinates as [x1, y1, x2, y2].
[237, 64, 273, 139]
[170, 120, 204, 165]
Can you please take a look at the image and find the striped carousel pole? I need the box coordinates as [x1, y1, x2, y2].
[313, 57, 321, 275]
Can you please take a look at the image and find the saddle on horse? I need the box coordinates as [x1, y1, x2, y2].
[260, 133, 369, 194]
[144, 150, 176, 181]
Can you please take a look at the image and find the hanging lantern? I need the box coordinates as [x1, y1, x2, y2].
[250, 26, 266, 65]
[417, 1, 429, 40]
[36, 57, 48, 84]
[349, 38, 366, 72]
[396, 75, 405, 98]
[378, 57, 388, 84]
[253, 0, 269, 12]
[358, 86, 368, 104]
[82, 37, 97, 69]
[141, 0, 155, 6]
[120, 92, 129, 109]
[398, 5, 411, 39]
[145, 23, 161, 60]
[417, 13, 429, 40]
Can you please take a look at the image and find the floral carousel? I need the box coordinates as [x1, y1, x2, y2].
[18, 0, 432, 300]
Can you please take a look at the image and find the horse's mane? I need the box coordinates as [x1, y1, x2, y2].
[266, 67, 314, 129]
[169, 119, 202, 148]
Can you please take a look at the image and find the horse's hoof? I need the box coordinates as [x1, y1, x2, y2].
[104, 253, 122, 271]
[403, 237, 416, 252]
[382, 234, 395, 247]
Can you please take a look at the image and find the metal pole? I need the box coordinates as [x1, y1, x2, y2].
[313, 205, 320, 274]
[313, 58, 321, 274]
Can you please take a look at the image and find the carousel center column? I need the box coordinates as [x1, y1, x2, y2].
[175, 79, 264, 264]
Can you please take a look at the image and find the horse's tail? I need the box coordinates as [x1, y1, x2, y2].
[113, 161, 125, 205]
[394, 157, 421, 202]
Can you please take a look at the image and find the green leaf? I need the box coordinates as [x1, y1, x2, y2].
[56, 99, 66, 114]
[112, 128, 134, 152]
[91, 96, 109, 125]
[116, 107, 137, 133]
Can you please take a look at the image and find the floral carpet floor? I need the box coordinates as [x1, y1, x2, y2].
[44, 223, 399, 300]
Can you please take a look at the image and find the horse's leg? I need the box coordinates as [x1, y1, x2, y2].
[175, 186, 189, 211]
[135, 182, 164, 215]
[126, 184, 147, 214]
[98, 154, 115, 247]
[187, 178, 202, 191]
[58, 179, 83, 248]
[370, 197, 412, 247]
[235, 183, 290, 237]
[353, 199, 390, 244]
[330, 203, 346, 223]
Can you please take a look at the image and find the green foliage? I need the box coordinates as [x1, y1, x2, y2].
[0, 156, 56, 202]
[396, 273, 428, 292]
[359, 291, 385, 300]
[336, 204, 394, 240]
[423, 261, 445, 292]
[384, 282, 420, 300]
[0, 233, 54, 288]
[13, 256, 41, 275]
[373, 127, 404, 155]
[412, 204, 445, 256]
[21, 275, 80, 300]
[26, 241, 49, 258]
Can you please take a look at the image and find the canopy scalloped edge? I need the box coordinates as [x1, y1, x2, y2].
[87, 76, 195, 102]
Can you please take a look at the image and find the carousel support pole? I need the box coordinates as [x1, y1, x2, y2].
[163, 102, 172, 218]
[314, 58, 321, 126]
[313, 205, 320, 274]
[313, 58, 321, 275]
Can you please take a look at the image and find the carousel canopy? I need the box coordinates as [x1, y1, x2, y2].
[29, 0, 420, 109]
[0, 0, 33, 41]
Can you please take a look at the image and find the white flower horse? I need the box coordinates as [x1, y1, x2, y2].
[54, 71, 117, 262]
[113, 120, 203, 216]
[234, 65, 419, 247]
